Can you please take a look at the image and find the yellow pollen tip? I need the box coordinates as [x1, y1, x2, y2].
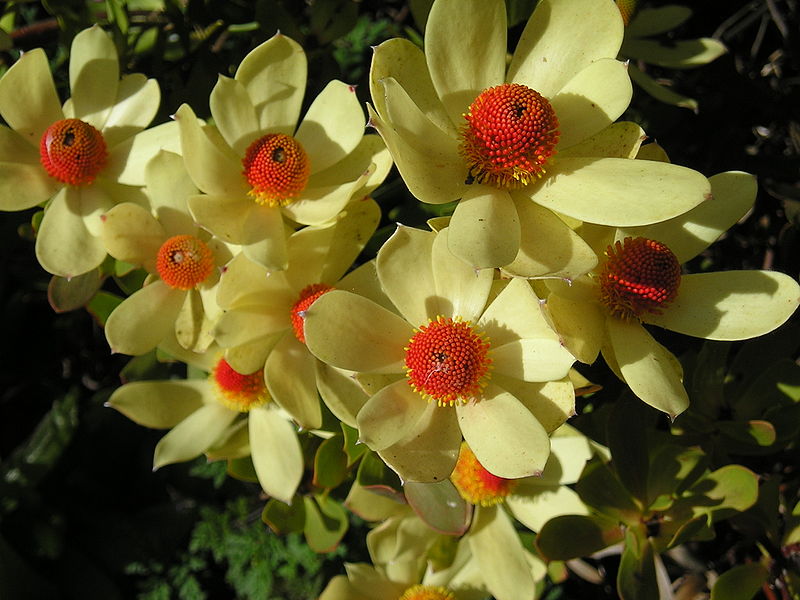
[211, 358, 271, 412]
[459, 83, 559, 189]
[39, 118, 108, 186]
[451, 442, 518, 506]
[404, 316, 492, 406]
[399, 584, 456, 600]
[155, 234, 215, 290]
[242, 133, 310, 207]
[598, 236, 682, 321]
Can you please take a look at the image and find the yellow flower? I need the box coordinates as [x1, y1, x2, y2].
[319, 563, 466, 600]
[108, 343, 304, 504]
[304, 226, 576, 483]
[211, 197, 381, 430]
[368, 0, 711, 271]
[0, 25, 173, 277]
[546, 172, 800, 417]
[101, 151, 231, 356]
[175, 33, 391, 272]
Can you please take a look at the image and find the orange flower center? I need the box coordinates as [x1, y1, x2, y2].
[459, 83, 559, 189]
[291, 283, 335, 344]
[615, 0, 638, 26]
[211, 358, 271, 412]
[404, 316, 492, 406]
[399, 585, 456, 600]
[39, 118, 108, 186]
[451, 442, 518, 506]
[242, 133, 310, 207]
[156, 234, 214, 290]
[598, 236, 681, 321]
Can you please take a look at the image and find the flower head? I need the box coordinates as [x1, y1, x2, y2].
[39, 118, 108, 185]
[451, 442, 518, 506]
[242, 133, 311, 206]
[212, 357, 271, 412]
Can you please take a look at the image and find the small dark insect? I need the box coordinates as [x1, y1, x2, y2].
[63, 130, 75, 146]
[272, 147, 285, 163]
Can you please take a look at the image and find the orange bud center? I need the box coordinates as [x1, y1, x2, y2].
[399, 585, 456, 600]
[451, 442, 518, 506]
[39, 118, 108, 186]
[156, 234, 214, 290]
[242, 133, 310, 207]
[615, 0, 638, 26]
[599, 236, 681, 321]
[459, 83, 559, 189]
[211, 358, 270, 412]
[291, 283, 335, 344]
[404, 316, 491, 406]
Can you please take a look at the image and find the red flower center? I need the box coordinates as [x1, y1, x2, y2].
[211, 358, 270, 412]
[291, 283, 335, 344]
[39, 118, 108, 186]
[598, 236, 681, 321]
[459, 83, 559, 189]
[451, 442, 518, 506]
[399, 585, 456, 600]
[242, 133, 310, 207]
[156, 235, 214, 290]
[404, 316, 492, 406]
[615, 0, 638, 26]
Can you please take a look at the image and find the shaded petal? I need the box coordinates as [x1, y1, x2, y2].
[102, 74, 160, 148]
[369, 38, 456, 135]
[606, 317, 688, 417]
[213, 307, 288, 349]
[493, 375, 575, 434]
[432, 227, 494, 322]
[236, 34, 307, 135]
[552, 58, 632, 149]
[153, 404, 237, 468]
[296, 80, 363, 174]
[144, 150, 198, 236]
[315, 363, 370, 429]
[305, 290, 411, 373]
[367, 105, 467, 204]
[532, 157, 711, 226]
[265, 334, 322, 429]
[508, 0, 624, 98]
[0, 48, 62, 142]
[188, 193, 250, 244]
[282, 170, 371, 227]
[106, 120, 181, 187]
[101, 201, 165, 271]
[377, 225, 438, 325]
[643, 271, 800, 341]
[448, 188, 520, 269]
[621, 38, 727, 69]
[561, 121, 646, 160]
[69, 26, 119, 129]
[469, 506, 535, 600]
[491, 338, 575, 382]
[356, 379, 430, 451]
[504, 195, 598, 278]
[174, 290, 215, 353]
[307, 134, 391, 196]
[458, 383, 550, 477]
[35, 187, 108, 277]
[249, 407, 304, 503]
[478, 277, 553, 347]
[425, 0, 506, 125]
[174, 103, 248, 196]
[620, 171, 757, 263]
[224, 333, 282, 375]
[507, 486, 588, 532]
[105, 280, 185, 355]
[546, 292, 605, 365]
[0, 126, 60, 209]
[378, 402, 461, 483]
[209, 75, 260, 155]
[240, 204, 288, 271]
[108, 379, 208, 428]
[216, 251, 293, 308]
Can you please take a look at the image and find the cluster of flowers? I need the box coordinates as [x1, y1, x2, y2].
[1, 0, 796, 598]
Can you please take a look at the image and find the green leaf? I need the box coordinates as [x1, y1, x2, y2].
[576, 458, 641, 523]
[303, 495, 348, 553]
[646, 444, 707, 510]
[355, 451, 404, 503]
[627, 63, 698, 112]
[606, 393, 654, 504]
[732, 358, 800, 421]
[675, 465, 759, 524]
[262, 495, 306, 535]
[227, 457, 259, 483]
[716, 420, 776, 450]
[313, 435, 348, 489]
[710, 564, 769, 600]
[536, 515, 624, 561]
[617, 529, 657, 600]
[403, 480, 471, 536]
[86, 290, 124, 327]
[47, 269, 102, 312]
[341, 423, 368, 466]
[688, 341, 730, 419]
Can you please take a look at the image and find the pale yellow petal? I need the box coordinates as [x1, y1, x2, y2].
[108, 379, 208, 428]
[69, 26, 119, 128]
[144, 150, 198, 237]
[546, 293, 605, 364]
[478, 277, 554, 347]
[507, 486, 588, 532]
[209, 75, 260, 156]
[249, 407, 303, 503]
[448, 187, 520, 269]
[643, 271, 800, 341]
[240, 204, 288, 271]
[432, 227, 494, 322]
[0, 126, 59, 209]
[282, 170, 371, 227]
[425, 0, 506, 125]
[491, 338, 575, 382]
[106, 120, 181, 187]
[187, 193, 249, 244]
[357, 379, 430, 451]
[101, 201, 165, 271]
[458, 383, 550, 477]
[213, 308, 288, 349]
[175, 290, 215, 353]
[265, 334, 322, 429]
[102, 74, 160, 148]
[493, 375, 575, 434]
[508, 0, 623, 98]
[153, 403, 237, 468]
[561, 121, 647, 160]
[305, 290, 411, 373]
[606, 317, 689, 417]
[315, 363, 370, 428]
